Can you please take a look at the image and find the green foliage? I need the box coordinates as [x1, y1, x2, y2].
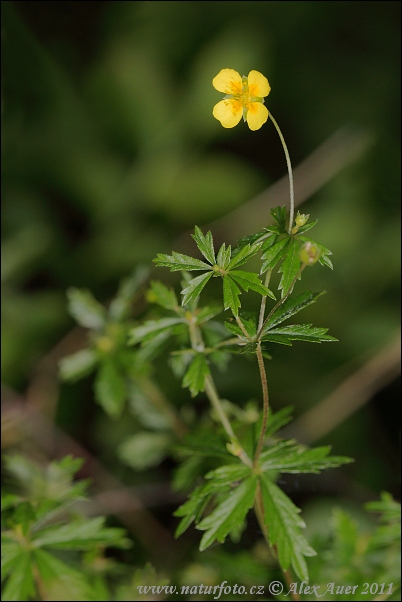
[1, 456, 130, 602]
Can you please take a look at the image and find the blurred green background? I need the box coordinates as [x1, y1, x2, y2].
[1, 0, 400, 561]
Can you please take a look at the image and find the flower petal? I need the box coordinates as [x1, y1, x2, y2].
[212, 69, 243, 95]
[213, 99, 243, 128]
[246, 103, 268, 131]
[248, 70, 270, 98]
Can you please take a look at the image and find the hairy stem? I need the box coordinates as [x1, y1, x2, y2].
[254, 343, 270, 467]
[269, 112, 295, 235]
[257, 269, 273, 333]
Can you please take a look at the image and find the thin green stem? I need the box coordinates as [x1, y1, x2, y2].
[204, 375, 252, 468]
[253, 343, 269, 467]
[269, 112, 295, 235]
[235, 314, 252, 340]
[187, 312, 252, 467]
[257, 269, 272, 333]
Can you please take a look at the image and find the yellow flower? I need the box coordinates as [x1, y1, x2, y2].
[212, 68, 270, 131]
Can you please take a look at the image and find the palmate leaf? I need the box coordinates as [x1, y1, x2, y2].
[278, 238, 301, 296]
[182, 353, 210, 397]
[264, 290, 326, 330]
[197, 475, 257, 551]
[228, 242, 263, 270]
[262, 324, 338, 345]
[192, 226, 216, 265]
[260, 474, 316, 582]
[223, 275, 242, 315]
[174, 482, 217, 538]
[260, 237, 290, 274]
[230, 271, 275, 299]
[271, 206, 288, 231]
[216, 243, 231, 270]
[181, 271, 213, 306]
[260, 441, 353, 473]
[154, 251, 211, 272]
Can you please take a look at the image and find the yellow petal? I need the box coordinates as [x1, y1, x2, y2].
[248, 70, 270, 98]
[246, 103, 268, 131]
[212, 69, 242, 95]
[213, 99, 243, 128]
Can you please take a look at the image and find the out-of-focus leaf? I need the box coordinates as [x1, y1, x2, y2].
[58, 348, 98, 382]
[118, 432, 171, 470]
[128, 317, 184, 344]
[108, 266, 149, 320]
[146, 280, 178, 311]
[33, 548, 92, 602]
[182, 353, 210, 397]
[94, 361, 126, 418]
[32, 517, 130, 549]
[1, 549, 35, 602]
[66, 288, 107, 331]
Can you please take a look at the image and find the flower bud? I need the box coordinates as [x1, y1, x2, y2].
[292, 212, 309, 234]
[299, 241, 320, 266]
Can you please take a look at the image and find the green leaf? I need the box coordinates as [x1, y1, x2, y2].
[299, 237, 334, 269]
[240, 342, 258, 354]
[278, 238, 301, 296]
[1, 540, 23, 580]
[270, 206, 288, 231]
[146, 280, 178, 310]
[262, 324, 338, 344]
[192, 226, 216, 265]
[197, 475, 257, 550]
[174, 484, 214, 538]
[204, 464, 252, 485]
[154, 251, 211, 272]
[260, 442, 353, 473]
[1, 550, 35, 602]
[195, 304, 223, 324]
[264, 291, 326, 330]
[58, 348, 98, 382]
[94, 361, 126, 418]
[228, 242, 262, 270]
[216, 243, 231, 270]
[296, 219, 318, 234]
[230, 270, 275, 299]
[181, 271, 213, 306]
[108, 266, 149, 320]
[265, 406, 294, 439]
[260, 474, 316, 582]
[223, 275, 241, 316]
[260, 237, 290, 274]
[66, 288, 106, 331]
[32, 517, 129, 549]
[128, 317, 184, 344]
[33, 548, 92, 601]
[182, 354, 210, 397]
[118, 432, 171, 470]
